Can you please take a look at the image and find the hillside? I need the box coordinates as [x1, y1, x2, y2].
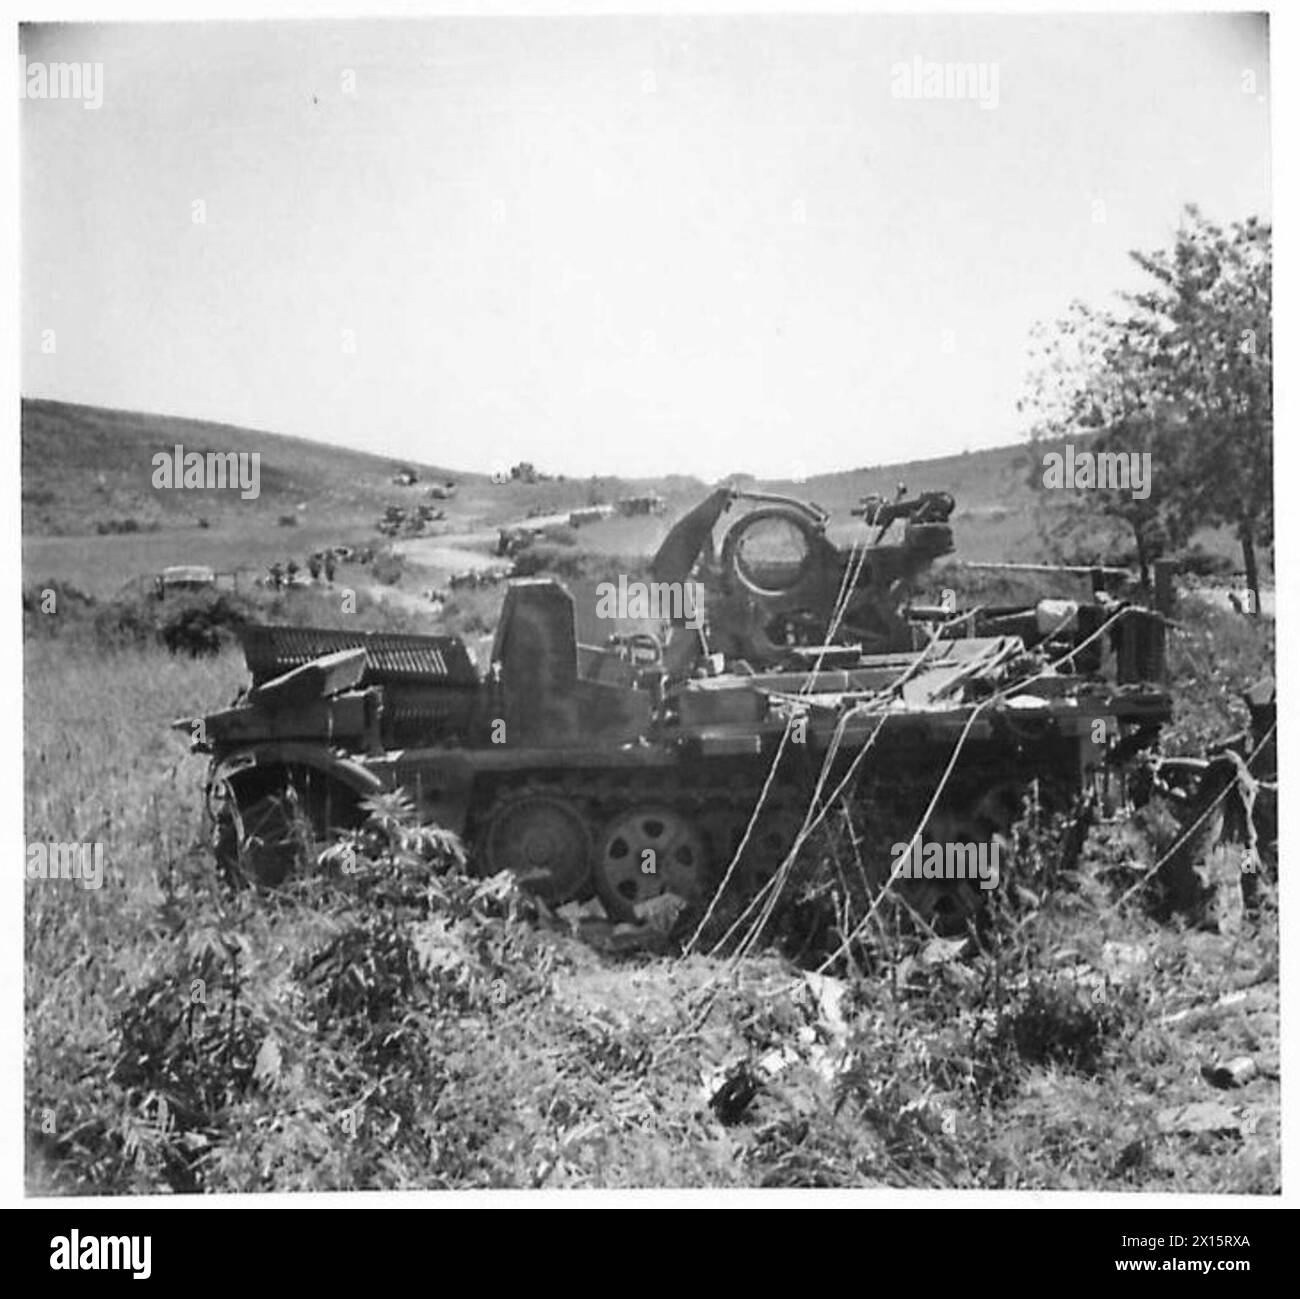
[19, 399, 707, 592]
[20, 398, 487, 534]
[21, 397, 1243, 598]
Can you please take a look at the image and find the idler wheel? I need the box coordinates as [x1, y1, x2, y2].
[594, 806, 707, 922]
[900, 875, 987, 937]
[480, 793, 593, 905]
[897, 806, 1007, 936]
[214, 788, 305, 889]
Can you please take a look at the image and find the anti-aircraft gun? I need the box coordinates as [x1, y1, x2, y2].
[650, 483, 956, 669]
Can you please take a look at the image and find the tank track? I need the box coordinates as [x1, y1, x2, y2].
[467, 768, 812, 906]
[466, 757, 1075, 929]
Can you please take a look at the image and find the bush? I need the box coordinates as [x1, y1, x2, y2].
[511, 544, 648, 587]
[1163, 599, 1274, 755]
[991, 975, 1134, 1079]
[1172, 544, 1235, 578]
[37, 793, 571, 1193]
[507, 549, 548, 578]
[369, 549, 404, 586]
[95, 517, 158, 536]
[23, 580, 97, 640]
[79, 588, 257, 655]
[160, 594, 251, 658]
[540, 524, 579, 546]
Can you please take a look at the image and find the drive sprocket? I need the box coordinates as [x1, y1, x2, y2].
[477, 789, 593, 905]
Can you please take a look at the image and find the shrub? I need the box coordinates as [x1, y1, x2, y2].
[540, 524, 579, 546]
[991, 975, 1134, 1079]
[95, 518, 153, 535]
[1172, 544, 1235, 578]
[160, 594, 251, 658]
[23, 580, 97, 640]
[369, 549, 404, 586]
[39, 793, 564, 1192]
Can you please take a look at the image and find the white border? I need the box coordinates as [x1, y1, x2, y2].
[5, 0, 1293, 1212]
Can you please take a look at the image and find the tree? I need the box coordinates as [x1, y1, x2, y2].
[1021, 207, 1272, 608]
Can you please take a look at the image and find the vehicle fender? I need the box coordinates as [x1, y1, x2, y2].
[209, 743, 385, 801]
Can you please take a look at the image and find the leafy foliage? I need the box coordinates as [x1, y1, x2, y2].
[1022, 208, 1271, 591]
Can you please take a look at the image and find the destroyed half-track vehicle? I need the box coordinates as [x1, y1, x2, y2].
[179, 485, 1172, 932]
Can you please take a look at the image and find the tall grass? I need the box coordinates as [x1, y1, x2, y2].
[24, 607, 1278, 1194]
[24, 642, 242, 1189]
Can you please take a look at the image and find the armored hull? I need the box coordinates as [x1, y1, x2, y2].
[182, 559, 1170, 929]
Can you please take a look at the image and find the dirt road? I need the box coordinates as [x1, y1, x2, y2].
[394, 530, 512, 576]
[1185, 583, 1276, 618]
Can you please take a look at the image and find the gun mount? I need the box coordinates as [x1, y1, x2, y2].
[651, 485, 956, 667]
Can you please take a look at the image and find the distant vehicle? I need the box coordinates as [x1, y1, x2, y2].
[426, 481, 458, 500]
[449, 568, 508, 591]
[569, 504, 615, 528]
[616, 494, 666, 517]
[392, 468, 419, 486]
[154, 565, 218, 598]
[497, 526, 535, 557]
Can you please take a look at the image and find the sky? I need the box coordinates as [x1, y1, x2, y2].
[21, 13, 1271, 481]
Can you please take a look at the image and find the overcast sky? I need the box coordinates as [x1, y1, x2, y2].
[21, 13, 1270, 480]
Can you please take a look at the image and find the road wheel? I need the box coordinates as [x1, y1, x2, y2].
[595, 806, 707, 922]
[899, 874, 987, 936]
[214, 788, 307, 888]
[478, 792, 593, 905]
[212, 771, 362, 889]
[897, 806, 1006, 936]
[739, 804, 807, 891]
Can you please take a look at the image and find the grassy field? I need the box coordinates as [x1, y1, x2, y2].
[22, 589, 1279, 1194]
[22, 397, 1278, 1195]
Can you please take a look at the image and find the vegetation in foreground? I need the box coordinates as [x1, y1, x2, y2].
[24, 596, 1278, 1193]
